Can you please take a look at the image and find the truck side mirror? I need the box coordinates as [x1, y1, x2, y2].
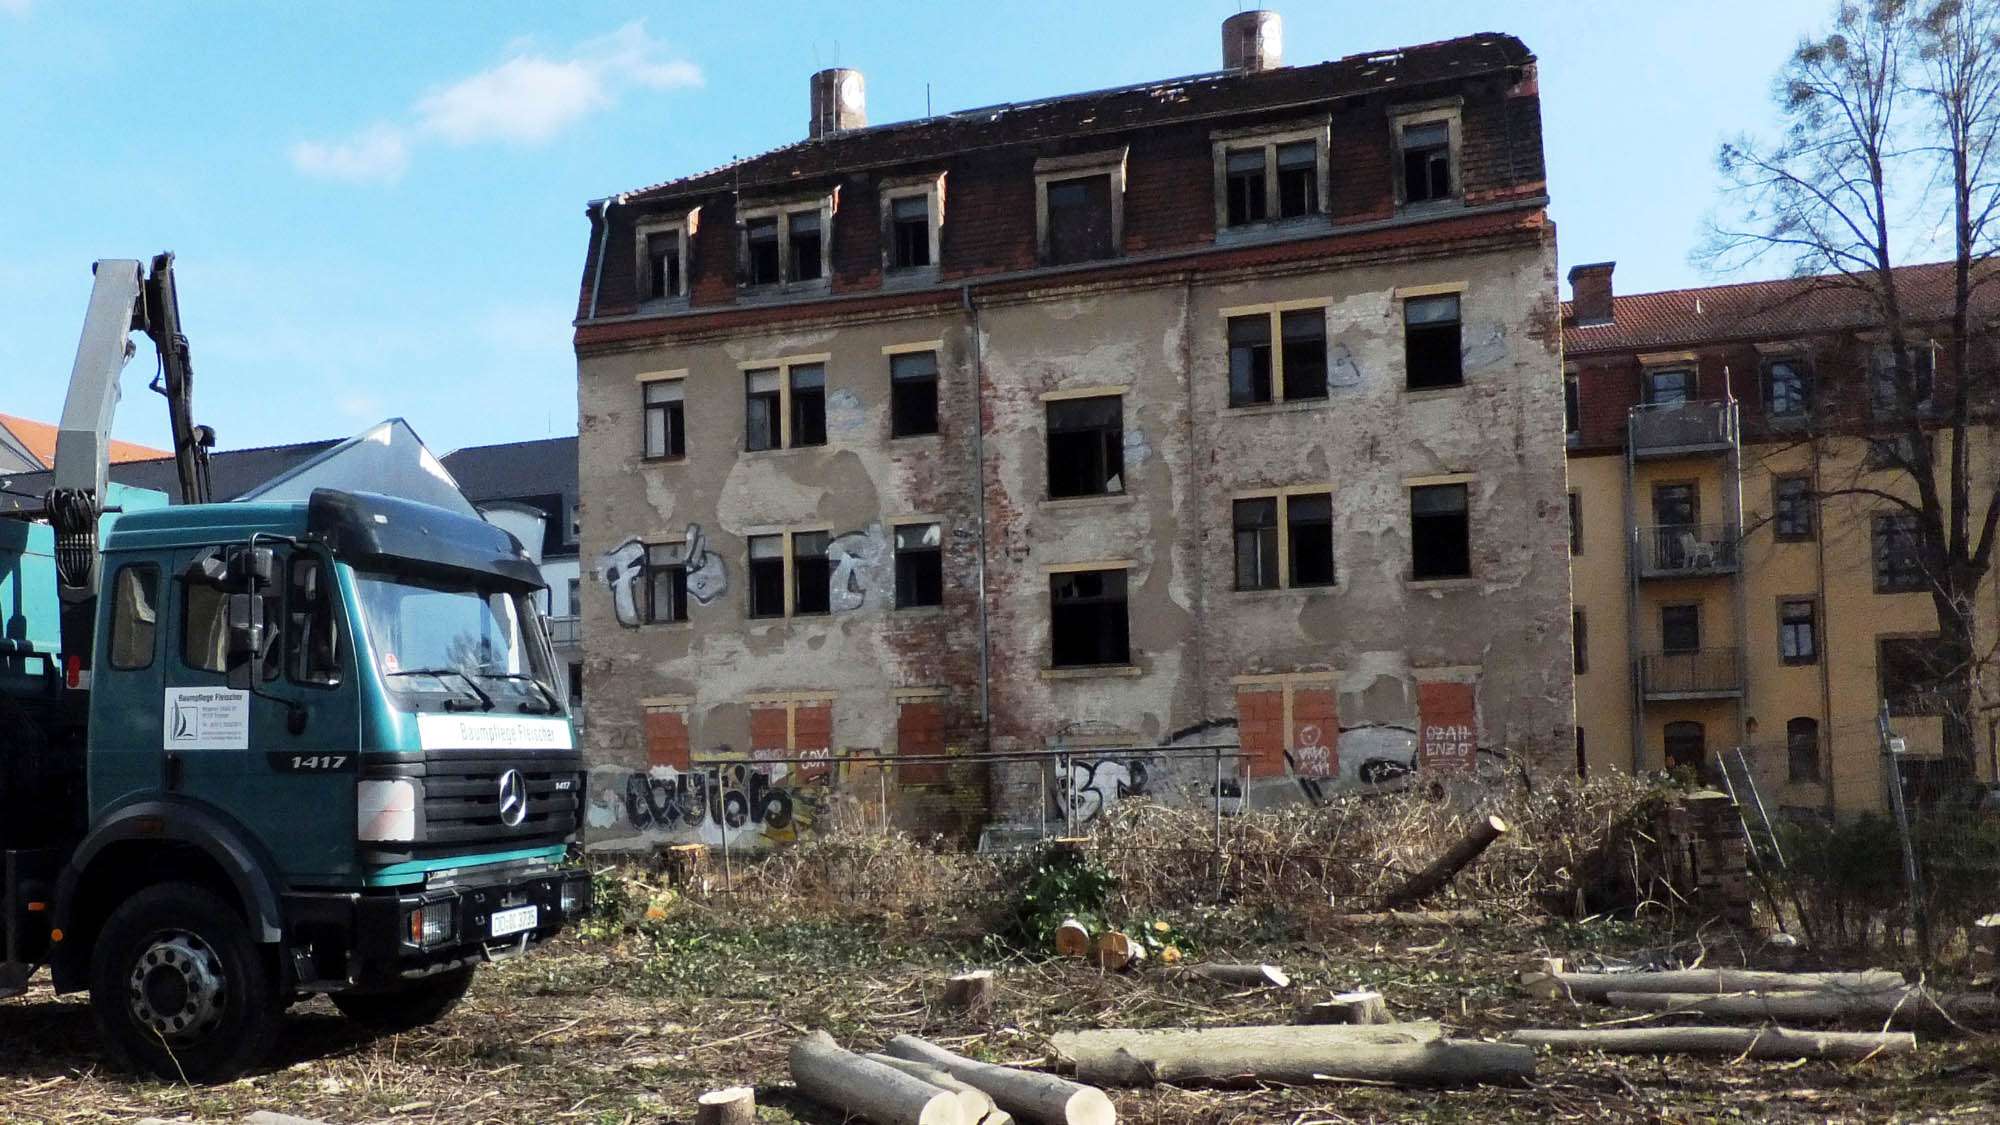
[229, 546, 275, 588]
[226, 591, 266, 689]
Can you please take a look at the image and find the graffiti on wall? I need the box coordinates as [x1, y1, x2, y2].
[590, 757, 825, 847]
[1057, 756, 1151, 824]
[597, 524, 727, 626]
[828, 524, 892, 612]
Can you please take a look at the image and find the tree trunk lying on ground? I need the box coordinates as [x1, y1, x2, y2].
[1524, 968, 1905, 1002]
[694, 1086, 756, 1125]
[790, 1031, 964, 1125]
[1301, 990, 1390, 1025]
[1181, 963, 1290, 988]
[1054, 919, 1092, 959]
[1049, 1023, 1531, 1087]
[1508, 1026, 1916, 1060]
[884, 1034, 1116, 1125]
[1327, 909, 1484, 926]
[1093, 930, 1145, 971]
[1380, 815, 1509, 909]
[1601, 986, 2000, 1025]
[865, 1053, 996, 1122]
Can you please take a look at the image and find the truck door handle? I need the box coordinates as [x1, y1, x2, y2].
[164, 752, 184, 791]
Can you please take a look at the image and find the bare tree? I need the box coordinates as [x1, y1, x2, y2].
[1710, 1, 2000, 782]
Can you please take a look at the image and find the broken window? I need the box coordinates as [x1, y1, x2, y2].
[1774, 476, 1814, 541]
[890, 195, 931, 269]
[1225, 148, 1267, 226]
[1046, 174, 1114, 264]
[1573, 609, 1588, 674]
[790, 364, 827, 447]
[788, 209, 824, 281]
[1879, 635, 1944, 715]
[1049, 568, 1130, 668]
[1404, 294, 1462, 390]
[1046, 395, 1124, 498]
[745, 217, 781, 286]
[1276, 141, 1317, 218]
[1764, 357, 1810, 420]
[1644, 366, 1693, 405]
[747, 535, 785, 618]
[1233, 498, 1279, 590]
[644, 543, 689, 624]
[643, 380, 685, 460]
[645, 230, 682, 300]
[1400, 120, 1453, 204]
[890, 350, 940, 437]
[1660, 604, 1700, 654]
[1873, 512, 1925, 593]
[894, 523, 943, 608]
[1281, 310, 1328, 400]
[1227, 314, 1273, 406]
[1779, 599, 1817, 665]
[1409, 483, 1470, 580]
[1288, 492, 1335, 586]
[1787, 717, 1820, 782]
[792, 531, 832, 616]
[745, 369, 782, 451]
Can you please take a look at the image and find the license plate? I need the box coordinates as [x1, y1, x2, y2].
[490, 905, 538, 938]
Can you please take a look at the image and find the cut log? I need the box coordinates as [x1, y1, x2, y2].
[1183, 963, 1290, 989]
[694, 1086, 756, 1125]
[1301, 990, 1389, 1025]
[883, 1033, 1115, 1125]
[662, 842, 709, 890]
[1602, 986, 2000, 1025]
[1520, 958, 1567, 1002]
[944, 970, 997, 1017]
[1327, 909, 1484, 926]
[1052, 1023, 1451, 1085]
[865, 1052, 996, 1122]
[1380, 815, 1509, 909]
[1541, 968, 1905, 1001]
[1054, 918, 1092, 959]
[1092, 930, 1145, 972]
[1509, 1025, 1916, 1060]
[790, 1031, 964, 1125]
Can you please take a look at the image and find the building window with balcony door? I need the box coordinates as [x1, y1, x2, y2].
[1773, 476, 1815, 541]
[1644, 366, 1694, 405]
[1787, 717, 1820, 782]
[1779, 599, 1818, 665]
[1660, 604, 1700, 654]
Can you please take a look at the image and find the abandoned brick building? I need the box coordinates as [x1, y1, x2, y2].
[571, 12, 1575, 847]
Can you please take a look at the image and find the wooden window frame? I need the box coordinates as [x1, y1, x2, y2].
[1231, 486, 1337, 591]
[744, 526, 836, 620]
[737, 193, 835, 291]
[1033, 148, 1127, 265]
[1209, 119, 1331, 232]
[634, 210, 698, 304]
[1218, 299, 1333, 407]
[740, 354, 832, 452]
[1390, 101, 1463, 210]
[878, 172, 945, 276]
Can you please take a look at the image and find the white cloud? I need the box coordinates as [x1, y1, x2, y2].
[292, 21, 700, 181]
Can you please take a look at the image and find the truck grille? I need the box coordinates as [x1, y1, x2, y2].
[416, 749, 583, 850]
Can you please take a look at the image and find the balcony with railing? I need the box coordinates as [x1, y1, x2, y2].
[546, 615, 581, 647]
[1639, 647, 1744, 700]
[1635, 523, 1740, 579]
[1629, 400, 1738, 459]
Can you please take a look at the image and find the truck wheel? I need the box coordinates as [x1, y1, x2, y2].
[331, 965, 476, 1031]
[87, 882, 281, 1083]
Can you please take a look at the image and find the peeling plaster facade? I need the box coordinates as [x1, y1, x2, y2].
[572, 30, 1573, 849]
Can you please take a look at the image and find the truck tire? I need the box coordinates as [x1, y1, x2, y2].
[331, 965, 476, 1031]
[87, 882, 282, 1083]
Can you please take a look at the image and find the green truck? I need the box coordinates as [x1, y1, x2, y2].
[1, 256, 589, 1081]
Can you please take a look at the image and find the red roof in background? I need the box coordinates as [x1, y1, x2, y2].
[1562, 261, 2000, 355]
[0, 413, 169, 469]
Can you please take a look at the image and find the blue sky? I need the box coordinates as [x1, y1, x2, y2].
[0, 1, 1833, 456]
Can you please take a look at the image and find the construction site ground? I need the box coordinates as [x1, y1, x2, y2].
[2, 901, 1998, 1124]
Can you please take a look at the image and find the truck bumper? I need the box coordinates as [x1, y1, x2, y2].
[282, 866, 591, 990]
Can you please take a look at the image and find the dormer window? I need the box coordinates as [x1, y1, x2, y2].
[1211, 122, 1329, 232]
[746, 218, 781, 285]
[879, 172, 945, 276]
[1035, 148, 1126, 266]
[1226, 149, 1267, 225]
[788, 211, 823, 281]
[739, 196, 835, 290]
[634, 211, 697, 304]
[1393, 105, 1461, 208]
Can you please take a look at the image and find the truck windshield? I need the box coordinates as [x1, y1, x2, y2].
[352, 571, 558, 712]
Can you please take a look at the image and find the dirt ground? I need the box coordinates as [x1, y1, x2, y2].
[3, 901, 1999, 1125]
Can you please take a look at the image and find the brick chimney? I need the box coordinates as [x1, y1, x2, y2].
[809, 67, 866, 139]
[1223, 10, 1283, 72]
[1569, 261, 1615, 325]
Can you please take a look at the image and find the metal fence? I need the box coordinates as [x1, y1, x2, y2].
[1638, 648, 1743, 698]
[1635, 523, 1740, 577]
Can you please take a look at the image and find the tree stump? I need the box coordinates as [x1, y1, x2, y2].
[1054, 918, 1092, 959]
[694, 1086, 756, 1125]
[1303, 989, 1389, 1024]
[663, 843, 709, 890]
[1092, 930, 1145, 971]
[943, 970, 996, 1017]
[1519, 957, 1567, 1002]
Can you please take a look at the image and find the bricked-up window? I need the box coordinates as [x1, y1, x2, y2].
[1409, 482, 1470, 579]
[1288, 492, 1335, 586]
[1779, 598, 1818, 664]
[1787, 717, 1821, 782]
[745, 217, 781, 285]
[1224, 148, 1267, 225]
[1644, 366, 1693, 405]
[747, 535, 785, 618]
[788, 210, 824, 282]
[1568, 492, 1583, 555]
[1873, 512, 1926, 592]
[896, 697, 948, 784]
[1871, 343, 1936, 416]
[1765, 357, 1811, 420]
[890, 195, 931, 269]
[1227, 315, 1272, 406]
[642, 380, 685, 460]
[890, 351, 940, 437]
[1404, 294, 1462, 389]
[793, 531, 832, 616]
[745, 369, 782, 451]
[644, 543, 689, 624]
[1879, 635, 1945, 715]
[1281, 310, 1328, 399]
[1276, 141, 1318, 217]
[1573, 609, 1587, 674]
[790, 364, 827, 447]
[1045, 174, 1115, 264]
[894, 523, 943, 608]
[1046, 394, 1124, 498]
[1233, 498, 1278, 590]
[1774, 476, 1815, 540]
[645, 230, 682, 300]
[1049, 569, 1130, 668]
[1399, 119, 1453, 204]
[1660, 604, 1700, 653]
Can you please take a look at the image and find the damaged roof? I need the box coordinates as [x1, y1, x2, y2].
[618, 33, 1534, 203]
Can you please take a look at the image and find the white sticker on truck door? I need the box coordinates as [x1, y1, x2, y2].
[416, 714, 574, 751]
[163, 688, 251, 750]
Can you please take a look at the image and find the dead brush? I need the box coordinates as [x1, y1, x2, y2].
[716, 824, 1010, 936]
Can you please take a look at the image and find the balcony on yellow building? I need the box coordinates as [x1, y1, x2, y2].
[1635, 522, 1740, 579]
[1639, 647, 1744, 701]
[1628, 399, 1738, 459]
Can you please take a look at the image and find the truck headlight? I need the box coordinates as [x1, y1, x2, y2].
[358, 779, 420, 842]
[407, 901, 454, 947]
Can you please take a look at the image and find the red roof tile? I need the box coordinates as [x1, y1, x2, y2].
[0, 413, 169, 468]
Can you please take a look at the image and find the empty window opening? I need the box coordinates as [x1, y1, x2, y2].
[1410, 482, 1470, 579]
[1664, 720, 1706, 773]
[643, 380, 685, 460]
[1765, 358, 1810, 419]
[890, 351, 940, 437]
[790, 364, 827, 448]
[1573, 609, 1588, 674]
[1233, 498, 1279, 590]
[1564, 374, 1581, 437]
[792, 531, 832, 616]
[1227, 315, 1273, 406]
[1046, 395, 1124, 498]
[1774, 476, 1814, 540]
[1225, 148, 1267, 226]
[745, 369, 782, 452]
[788, 210, 823, 282]
[1779, 599, 1818, 665]
[891, 195, 931, 269]
[1046, 174, 1115, 264]
[1653, 483, 1697, 529]
[1288, 492, 1335, 586]
[1568, 491, 1582, 555]
[645, 543, 689, 624]
[1873, 512, 1925, 593]
[1050, 569, 1130, 668]
[645, 231, 682, 300]
[745, 217, 781, 286]
[1276, 141, 1317, 217]
[1787, 717, 1820, 782]
[1281, 309, 1329, 400]
[747, 534, 785, 618]
[1404, 294, 1462, 389]
[1644, 366, 1693, 405]
[1400, 120, 1452, 204]
[894, 523, 944, 608]
[1660, 604, 1701, 654]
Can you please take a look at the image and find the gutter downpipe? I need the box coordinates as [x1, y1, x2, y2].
[964, 283, 993, 750]
[585, 194, 624, 321]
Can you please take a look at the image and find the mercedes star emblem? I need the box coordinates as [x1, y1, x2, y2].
[497, 769, 529, 827]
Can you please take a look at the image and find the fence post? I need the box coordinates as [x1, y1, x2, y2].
[1878, 703, 1928, 959]
[716, 765, 732, 893]
[878, 762, 889, 836]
